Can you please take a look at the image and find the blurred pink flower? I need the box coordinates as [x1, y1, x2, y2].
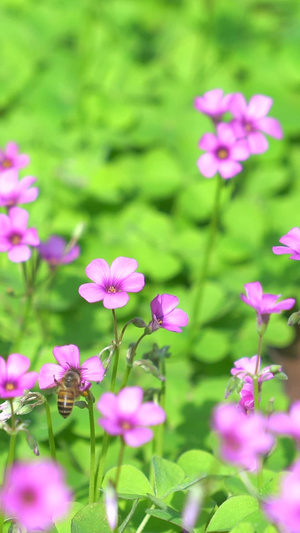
[273, 227, 300, 260]
[268, 401, 300, 445]
[104, 481, 118, 531]
[182, 485, 202, 531]
[97, 386, 166, 447]
[212, 403, 274, 471]
[263, 459, 300, 533]
[241, 281, 295, 326]
[0, 207, 39, 262]
[38, 235, 80, 267]
[38, 344, 105, 390]
[79, 257, 145, 309]
[0, 460, 72, 531]
[0, 169, 38, 207]
[149, 293, 189, 333]
[230, 93, 283, 154]
[194, 89, 232, 123]
[0, 142, 29, 172]
[197, 123, 249, 179]
[0, 354, 38, 399]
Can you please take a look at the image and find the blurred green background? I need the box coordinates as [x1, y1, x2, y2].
[0, 0, 300, 505]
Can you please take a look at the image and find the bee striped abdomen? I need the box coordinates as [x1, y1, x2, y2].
[57, 390, 76, 418]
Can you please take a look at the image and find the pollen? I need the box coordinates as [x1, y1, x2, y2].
[217, 148, 228, 160]
[2, 159, 12, 169]
[121, 422, 132, 430]
[10, 235, 21, 245]
[108, 286, 116, 293]
[5, 383, 15, 391]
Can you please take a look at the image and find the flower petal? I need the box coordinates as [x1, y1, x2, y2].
[38, 363, 65, 389]
[135, 403, 166, 426]
[97, 392, 119, 419]
[248, 95, 273, 119]
[229, 93, 248, 119]
[121, 272, 145, 292]
[159, 294, 179, 315]
[80, 356, 105, 383]
[272, 246, 293, 255]
[79, 283, 106, 303]
[218, 160, 242, 179]
[256, 117, 283, 139]
[117, 387, 143, 417]
[124, 427, 153, 447]
[9, 207, 28, 232]
[6, 354, 30, 379]
[110, 257, 138, 283]
[53, 345, 80, 369]
[197, 153, 218, 178]
[8, 245, 31, 263]
[199, 133, 218, 151]
[18, 372, 39, 391]
[23, 228, 39, 246]
[99, 418, 123, 436]
[217, 123, 236, 146]
[248, 131, 268, 154]
[231, 140, 250, 161]
[162, 308, 189, 332]
[102, 292, 129, 309]
[85, 258, 110, 285]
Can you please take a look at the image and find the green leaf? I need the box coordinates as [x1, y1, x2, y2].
[102, 465, 154, 499]
[177, 450, 234, 479]
[55, 503, 84, 533]
[152, 456, 185, 498]
[145, 506, 184, 529]
[230, 523, 254, 533]
[206, 495, 259, 532]
[71, 502, 111, 533]
[194, 329, 230, 363]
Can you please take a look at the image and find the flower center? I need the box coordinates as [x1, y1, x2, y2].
[5, 383, 16, 391]
[157, 318, 163, 325]
[244, 122, 253, 133]
[20, 488, 37, 504]
[108, 286, 117, 293]
[216, 148, 228, 160]
[10, 234, 22, 245]
[121, 422, 132, 430]
[2, 158, 12, 169]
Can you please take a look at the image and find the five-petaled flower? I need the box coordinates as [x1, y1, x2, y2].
[212, 403, 274, 471]
[0, 354, 38, 399]
[0, 169, 38, 208]
[263, 459, 300, 533]
[149, 293, 189, 333]
[194, 89, 232, 124]
[79, 257, 145, 309]
[229, 93, 283, 154]
[0, 142, 30, 172]
[97, 386, 166, 447]
[272, 227, 300, 260]
[38, 235, 80, 267]
[0, 207, 39, 262]
[38, 344, 105, 391]
[197, 123, 250, 179]
[0, 460, 72, 531]
[241, 281, 295, 326]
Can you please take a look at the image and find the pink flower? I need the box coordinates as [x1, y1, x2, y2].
[38, 344, 105, 391]
[194, 89, 232, 123]
[263, 459, 300, 533]
[79, 257, 145, 309]
[149, 294, 189, 333]
[0, 142, 29, 172]
[0, 460, 72, 531]
[0, 169, 38, 207]
[238, 382, 255, 414]
[104, 481, 118, 531]
[268, 401, 300, 445]
[230, 93, 283, 154]
[38, 235, 80, 267]
[273, 227, 300, 260]
[241, 281, 295, 326]
[197, 123, 249, 179]
[0, 354, 38, 399]
[97, 386, 166, 447]
[0, 207, 39, 262]
[212, 404, 274, 471]
[182, 485, 202, 531]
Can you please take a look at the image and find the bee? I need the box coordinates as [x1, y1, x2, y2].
[55, 369, 82, 418]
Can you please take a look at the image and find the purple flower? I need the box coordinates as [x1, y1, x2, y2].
[0, 142, 30, 172]
[238, 382, 255, 414]
[194, 89, 232, 123]
[0, 207, 39, 263]
[149, 294, 189, 333]
[0, 169, 38, 207]
[197, 123, 249, 179]
[104, 481, 118, 531]
[212, 403, 274, 471]
[182, 485, 202, 531]
[97, 386, 166, 447]
[263, 459, 300, 533]
[0, 354, 38, 399]
[268, 401, 300, 445]
[241, 281, 295, 326]
[230, 93, 283, 154]
[38, 235, 80, 267]
[79, 257, 145, 309]
[0, 460, 72, 531]
[273, 227, 300, 260]
[38, 344, 105, 391]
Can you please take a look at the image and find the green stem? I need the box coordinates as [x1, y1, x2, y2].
[88, 397, 96, 504]
[7, 400, 16, 469]
[190, 177, 223, 335]
[95, 432, 111, 501]
[112, 309, 119, 343]
[253, 332, 264, 491]
[154, 361, 166, 457]
[43, 398, 56, 460]
[11, 294, 33, 353]
[254, 333, 263, 375]
[119, 333, 146, 390]
[136, 505, 155, 533]
[115, 440, 126, 492]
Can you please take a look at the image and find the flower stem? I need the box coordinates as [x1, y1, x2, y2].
[95, 432, 110, 501]
[115, 440, 126, 492]
[43, 398, 56, 461]
[88, 396, 96, 504]
[7, 400, 16, 469]
[190, 177, 223, 339]
[119, 333, 146, 390]
[154, 361, 166, 457]
[253, 332, 264, 491]
[136, 505, 155, 533]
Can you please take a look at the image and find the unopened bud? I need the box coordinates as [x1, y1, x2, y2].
[288, 310, 300, 326]
[25, 433, 40, 456]
[131, 317, 147, 328]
